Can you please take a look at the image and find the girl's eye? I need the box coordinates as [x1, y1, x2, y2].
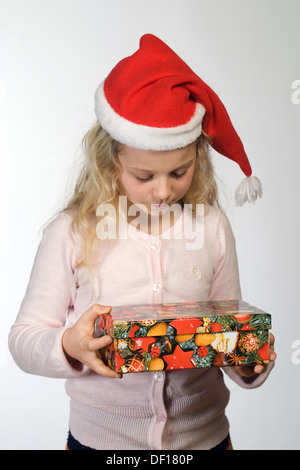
[135, 175, 153, 182]
[171, 170, 187, 178]
[135, 169, 187, 182]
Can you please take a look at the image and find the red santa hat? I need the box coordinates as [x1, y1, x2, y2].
[95, 34, 262, 206]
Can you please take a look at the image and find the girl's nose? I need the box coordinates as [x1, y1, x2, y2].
[154, 178, 172, 203]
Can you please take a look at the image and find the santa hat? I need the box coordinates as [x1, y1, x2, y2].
[95, 34, 262, 206]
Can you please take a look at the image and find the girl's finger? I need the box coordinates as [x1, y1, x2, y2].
[253, 364, 265, 374]
[93, 360, 122, 378]
[82, 351, 122, 378]
[84, 334, 113, 352]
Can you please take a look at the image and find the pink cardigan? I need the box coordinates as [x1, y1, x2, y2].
[9, 206, 273, 450]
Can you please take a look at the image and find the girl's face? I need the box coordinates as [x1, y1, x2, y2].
[117, 142, 197, 214]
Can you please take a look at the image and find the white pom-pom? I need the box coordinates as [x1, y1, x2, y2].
[234, 176, 263, 206]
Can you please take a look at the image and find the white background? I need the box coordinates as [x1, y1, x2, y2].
[1, 0, 300, 450]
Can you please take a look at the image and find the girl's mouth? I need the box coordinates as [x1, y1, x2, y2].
[150, 203, 170, 213]
[151, 203, 169, 208]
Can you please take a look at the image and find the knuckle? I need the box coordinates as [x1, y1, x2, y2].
[91, 304, 100, 313]
[86, 338, 95, 351]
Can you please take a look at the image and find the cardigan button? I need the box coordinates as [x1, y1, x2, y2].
[192, 267, 201, 280]
[154, 372, 164, 382]
[153, 283, 162, 292]
[151, 240, 160, 250]
[157, 414, 166, 422]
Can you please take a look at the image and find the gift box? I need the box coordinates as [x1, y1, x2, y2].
[98, 300, 271, 373]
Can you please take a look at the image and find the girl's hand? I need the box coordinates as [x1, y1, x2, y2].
[233, 333, 276, 378]
[62, 304, 122, 378]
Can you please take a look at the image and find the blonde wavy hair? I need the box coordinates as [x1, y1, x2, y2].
[63, 122, 219, 268]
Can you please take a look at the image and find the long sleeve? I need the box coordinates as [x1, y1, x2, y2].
[207, 210, 242, 301]
[8, 212, 89, 378]
[207, 209, 274, 388]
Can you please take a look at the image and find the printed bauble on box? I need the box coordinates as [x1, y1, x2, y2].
[98, 300, 271, 373]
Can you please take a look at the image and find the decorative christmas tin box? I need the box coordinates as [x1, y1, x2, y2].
[98, 300, 271, 373]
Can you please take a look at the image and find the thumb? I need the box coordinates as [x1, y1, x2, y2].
[84, 304, 112, 323]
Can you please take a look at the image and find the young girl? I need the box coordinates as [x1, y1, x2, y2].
[9, 34, 275, 451]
